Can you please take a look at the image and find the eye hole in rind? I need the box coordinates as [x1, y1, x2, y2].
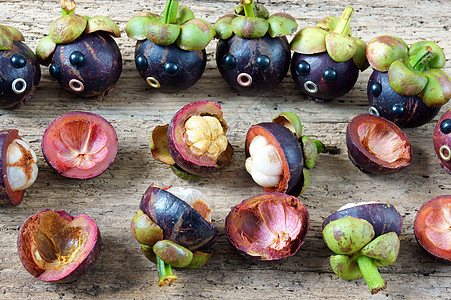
[296, 60, 310, 76]
[323, 68, 337, 82]
[11, 54, 27, 68]
[135, 55, 148, 71]
[256, 55, 270, 70]
[390, 104, 406, 117]
[164, 62, 180, 77]
[49, 64, 61, 80]
[369, 82, 382, 97]
[223, 54, 236, 69]
[69, 51, 86, 67]
[12, 78, 27, 94]
[440, 119, 451, 134]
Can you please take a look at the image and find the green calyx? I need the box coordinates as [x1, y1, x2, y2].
[131, 210, 164, 246]
[324, 217, 400, 294]
[368, 36, 451, 107]
[0, 25, 24, 51]
[125, 0, 214, 50]
[214, 0, 297, 40]
[290, 7, 368, 71]
[153, 240, 193, 268]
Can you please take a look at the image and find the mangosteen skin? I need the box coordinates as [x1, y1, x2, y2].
[216, 34, 290, 93]
[135, 39, 206, 92]
[140, 185, 218, 252]
[322, 203, 403, 237]
[368, 70, 440, 128]
[49, 32, 122, 98]
[433, 110, 451, 174]
[245, 122, 304, 196]
[291, 52, 359, 102]
[0, 41, 41, 108]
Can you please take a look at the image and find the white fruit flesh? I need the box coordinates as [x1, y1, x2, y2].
[6, 139, 38, 191]
[167, 186, 212, 222]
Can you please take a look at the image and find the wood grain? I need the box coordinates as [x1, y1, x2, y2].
[0, 0, 450, 299]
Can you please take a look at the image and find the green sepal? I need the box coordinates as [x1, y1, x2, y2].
[214, 14, 235, 40]
[231, 16, 268, 39]
[409, 41, 446, 69]
[312, 139, 325, 154]
[235, 3, 269, 19]
[131, 210, 164, 246]
[49, 14, 87, 44]
[272, 112, 302, 139]
[153, 240, 193, 268]
[323, 216, 375, 255]
[299, 168, 310, 195]
[125, 13, 160, 40]
[0, 25, 14, 50]
[185, 251, 212, 269]
[290, 26, 327, 54]
[176, 18, 215, 50]
[170, 165, 201, 181]
[146, 20, 180, 46]
[419, 69, 451, 107]
[388, 60, 428, 96]
[84, 16, 121, 37]
[352, 37, 369, 71]
[141, 244, 157, 264]
[302, 136, 318, 170]
[325, 32, 357, 62]
[360, 232, 400, 267]
[176, 5, 195, 25]
[36, 36, 57, 66]
[149, 124, 175, 165]
[317, 16, 352, 35]
[366, 35, 409, 72]
[330, 255, 362, 280]
[267, 12, 297, 38]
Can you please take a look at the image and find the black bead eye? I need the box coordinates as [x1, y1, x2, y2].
[69, 51, 85, 67]
[390, 104, 406, 116]
[223, 53, 236, 69]
[164, 62, 180, 77]
[369, 82, 382, 97]
[11, 54, 27, 68]
[440, 119, 451, 134]
[135, 54, 148, 71]
[256, 55, 270, 70]
[49, 64, 60, 79]
[323, 68, 337, 82]
[296, 60, 310, 76]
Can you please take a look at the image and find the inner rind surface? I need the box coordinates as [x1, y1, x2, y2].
[357, 122, 410, 165]
[424, 204, 451, 250]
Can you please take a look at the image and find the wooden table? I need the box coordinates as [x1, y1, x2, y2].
[1, 0, 450, 298]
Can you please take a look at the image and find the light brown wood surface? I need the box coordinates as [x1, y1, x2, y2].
[1, 0, 450, 299]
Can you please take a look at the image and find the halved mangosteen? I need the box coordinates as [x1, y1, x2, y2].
[41, 111, 118, 179]
[414, 195, 451, 261]
[0, 129, 38, 206]
[225, 192, 309, 260]
[17, 209, 101, 283]
[346, 114, 412, 174]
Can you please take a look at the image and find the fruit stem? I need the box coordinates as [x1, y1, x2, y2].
[241, 0, 256, 18]
[161, 0, 179, 24]
[61, 0, 75, 16]
[156, 256, 177, 286]
[334, 7, 354, 35]
[409, 46, 435, 72]
[357, 255, 387, 295]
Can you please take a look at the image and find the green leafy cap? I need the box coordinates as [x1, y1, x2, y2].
[0, 25, 24, 50]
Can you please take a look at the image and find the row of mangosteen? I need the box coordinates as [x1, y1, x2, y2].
[2, 0, 450, 131]
[7, 100, 451, 295]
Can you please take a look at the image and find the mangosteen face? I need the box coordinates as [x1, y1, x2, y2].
[291, 52, 358, 101]
[135, 40, 207, 93]
[216, 34, 290, 93]
[368, 70, 440, 128]
[433, 110, 451, 174]
[49, 32, 122, 98]
[0, 41, 41, 108]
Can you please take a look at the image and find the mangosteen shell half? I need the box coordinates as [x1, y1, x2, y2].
[346, 114, 412, 174]
[0, 41, 41, 108]
[41, 111, 118, 179]
[433, 110, 451, 174]
[225, 192, 309, 260]
[17, 209, 101, 283]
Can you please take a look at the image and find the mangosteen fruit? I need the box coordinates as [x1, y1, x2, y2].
[0, 25, 41, 108]
[17, 209, 101, 283]
[225, 192, 309, 260]
[433, 110, 451, 174]
[245, 112, 323, 196]
[414, 195, 451, 261]
[132, 185, 217, 285]
[36, 0, 122, 98]
[0, 129, 38, 206]
[290, 7, 368, 101]
[214, 0, 297, 93]
[125, 0, 215, 92]
[366, 36, 451, 127]
[41, 111, 118, 179]
[322, 202, 402, 294]
[150, 101, 234, 179]
[346, 114, 412, 174]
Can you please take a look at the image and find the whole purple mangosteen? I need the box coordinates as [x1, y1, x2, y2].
[433, 109, 451, 174]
